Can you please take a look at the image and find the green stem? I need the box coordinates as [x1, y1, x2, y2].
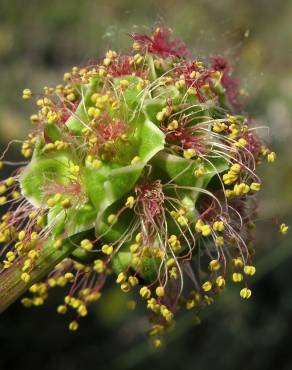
[0, 237, 79, 314]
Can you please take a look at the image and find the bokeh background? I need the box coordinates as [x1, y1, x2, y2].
[1, 0, 292, 369]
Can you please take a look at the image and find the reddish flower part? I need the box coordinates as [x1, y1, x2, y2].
[107, 55, 144, 77]
[131, 27, 189, 58]
[211, 55, 240, 107]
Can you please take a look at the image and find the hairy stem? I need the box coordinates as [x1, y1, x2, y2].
[0, 238, 79, 314]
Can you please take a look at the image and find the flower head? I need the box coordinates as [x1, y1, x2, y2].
[0, 27, 280, 347]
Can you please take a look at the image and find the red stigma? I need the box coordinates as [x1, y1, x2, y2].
[95, 113, 128, 143]
[164, 124, 207, 154]
[131, 27, 189, 58]
[107, 55, 145, 77]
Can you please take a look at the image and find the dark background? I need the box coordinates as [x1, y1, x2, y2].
[1, 1, 292, 369]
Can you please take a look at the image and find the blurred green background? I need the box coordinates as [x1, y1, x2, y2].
[1, 0, 292, 369]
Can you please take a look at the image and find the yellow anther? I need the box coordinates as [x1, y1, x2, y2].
[6, 251, 15, 262]
[98, 66, 107, 77]
[29, 284, 38, 293]
[186, 299, 195, 310]
[168, 234, 181, 251]
[240, 287, 252, 299]
[169, 266, 178, 279]
[231, 163, 241, 173]
[107, 213, 118, 225]
[67, 93, 76, 102]
[28, 211, 38, 220]
[80, 239, 93, 251]
[250, 182, 261, 192]
[12, 191, 21, 200]
[128, 243, 138, 254]
[103, 57, 112, 66]
[32, 297, 44, 306]
[166, 258, 175, 268]
[160, 305, 173, 322]
[63, 72, 71, 81]
[22, 88, 32, 99]
[212, 122, 227, 133]
[223, 173, 238, 185]
[30, 231, 39, 242]
[125, 196, 135, 209]
[195, 219, 205, 232]
[183, 148, 196, 159]
[128, 276, 139, 287]
[120, 282, 131, 292]
[267, 151, 276, 163]
[177, 215, 188, 226]
[87, 106, 96, 117]
[57, 305, 67, 314]
[156, 111, 165, 121]
[47, 111, 58, 124]
[119, 79, 130, 89]
[92, 159, 102, 169]
[22, 148, 32, 158]
[0, 184, 6, 194]
[175, 79, 186, 89]
[232, 272, 243, 283]
[30, 114, 39, 124]
[21, 298, 33, 307]
[233, 183, 250, 196]
[194, 166, 205, 177]
[133, 53, 143, 65]
[116, 272, 127, 284]
[0, 196, 7, 205]
[187, 87, 197, 96]
[88, 107, 101, 118]
[202, 281, 212, 292]
[46, 197, 56, 207]
[216, 276, 225, 288]
[101, 244, 113, 255]
[280, 223, 289, 235]
[131, 156, 141, 165]
[69, 321, 79, 331]
[213, 220, 224, 232]
[201, 224, 211, 237]
[5, 177, 15, 187]
[209, 259, 221, 271]
[28, 250, 39, 259]
[0, 161, 3, 169]
[147, 298, 160, 313]
[224, 189, 234, 198]
[61, 198, 72, 208]
[91, 93, 100, 103]
[140, 286, 151, 299]
[94, 259, 105, 273]
[21, 272, 31, 283]
[77, 305, 88, 317]
[233, 257, 244, 268]
[167, 120, 178, 131]
[156, 286, 165, 297]
[234, 138, 248, 148]
[53, 239, 63, 250]
[52, 193, 62, 203]
[152, 339, 162, 349]
[106, 49, 117, 59]
[18, 230, 26, 241]
[57, 276, 67, 287]
[64, 272, 75, 282]
[132, 41, 141, 51]
[243, 265, 256, 276]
